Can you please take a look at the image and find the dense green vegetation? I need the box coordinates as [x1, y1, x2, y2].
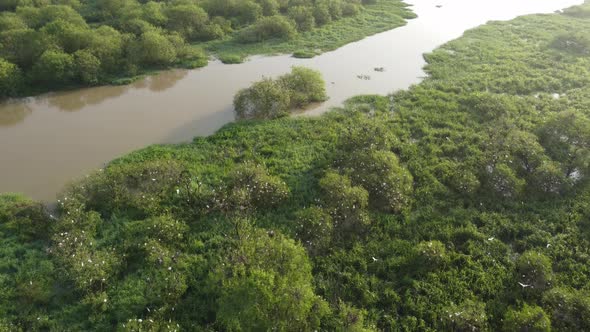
[234, 66, 327, 119]
[2, 2, 590, 331]
[0, 0, 413, 98]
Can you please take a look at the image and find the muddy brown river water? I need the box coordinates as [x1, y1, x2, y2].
[0, 0, 583, 201]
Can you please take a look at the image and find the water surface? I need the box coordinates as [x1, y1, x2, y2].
[0, 0, 583, 201]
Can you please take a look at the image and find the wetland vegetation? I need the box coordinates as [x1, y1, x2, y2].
[234, 66, 327, 119]
[1, 1, 590, 331]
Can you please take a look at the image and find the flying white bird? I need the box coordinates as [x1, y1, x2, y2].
[518, 282, 532, 288]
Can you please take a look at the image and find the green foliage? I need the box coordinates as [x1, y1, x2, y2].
[443, 300, 489, 332]
[225, 162, 290, 211]
[538, 110, 590, 182]
[215, 228, 328, 331]
[234, 66, 327, 119]
[319, 170, 370, 240]
[339, 149, 413, 213]
[294, 206, 333, 255]
[4, 2, 590, 330]
[62, 159, 186, 218]
[342, 2, 361, 17]
[0, 28, 47, 68]
[292, 49, 317, 58]
[516, 251, 553, 291]
[0, 194, 55, 329]
[503, 304, 551, 332]
[0, 57, 22, 97]
[542, 288, 590, 330]
[0, 193, 50, 241]
[563, 3, 590, 18]
[237, 15, 297, 43]
[130, 31, 177, 66]
[551, 31, 590, 55]
[288, 5, 315, 31]
[207, 0, 413, 62]
[218, 53, 244, 64]
[234, 77, 291, 119]
[331, 301, 375, 331]
[278, 66, 327, 107]
[73, 49, 101, 84]
[164, 4, 208, 40]
[31, 49, 74, 85]
[413, 240, 449, 272]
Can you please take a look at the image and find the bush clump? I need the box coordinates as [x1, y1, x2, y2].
[234, 66, 327, 119]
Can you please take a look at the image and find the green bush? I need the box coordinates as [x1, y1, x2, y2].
[218, 53, 245, 64]
[130, 31, 177, 66]
[294, 206, 333, 254]
[551, 32, 590, 55]
[214, 228, 328, 331]
[542, 288, 590, 331]
[292, 49, 317, 58]
[341, 2, 361, 16]
[234, 66, 327, 119]
[288, 5, 315, 31]
[234, 77, 291, 119]
[73, 49, 101, 84]
[340, 149, 414, 213]
[319, 170, 370, 239]
[502, 304, 551, 332]
[279, 66, 327, 107]
[31, 49, 74, 85]
[225, 162, 290, 210]
[0, 58, 22, 97]
[0, 193, 50, 241]
[237, 15, 297, 43]
[516, 251, 553, 291]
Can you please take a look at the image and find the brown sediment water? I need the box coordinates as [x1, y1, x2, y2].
[0, 0, 583, 201]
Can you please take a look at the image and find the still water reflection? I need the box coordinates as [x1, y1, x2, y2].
[0, 0, 583, 201]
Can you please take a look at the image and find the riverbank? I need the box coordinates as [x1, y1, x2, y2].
[1, 2, 589, 330]
[204, 0, 415, 63]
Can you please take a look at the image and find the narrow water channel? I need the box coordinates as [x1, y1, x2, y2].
[0, 0, 583, 201]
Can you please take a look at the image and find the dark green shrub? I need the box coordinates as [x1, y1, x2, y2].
[237, 15, 296, 43]
[225, 162, 290, 210]
[0, 58, 22, 97]
[288, 5, 315, 31]
[234, 77, 291, 119]
[278, 66, 327, 107]
[502, 304, 551, 332]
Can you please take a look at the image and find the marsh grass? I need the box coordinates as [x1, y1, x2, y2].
[292, 50, 318, 58]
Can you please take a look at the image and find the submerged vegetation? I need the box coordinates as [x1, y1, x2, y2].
[0, 0, 413, 99]
[2, 2, 590, 331]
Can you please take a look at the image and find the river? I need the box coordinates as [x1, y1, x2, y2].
[0, 0, 583, 201]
